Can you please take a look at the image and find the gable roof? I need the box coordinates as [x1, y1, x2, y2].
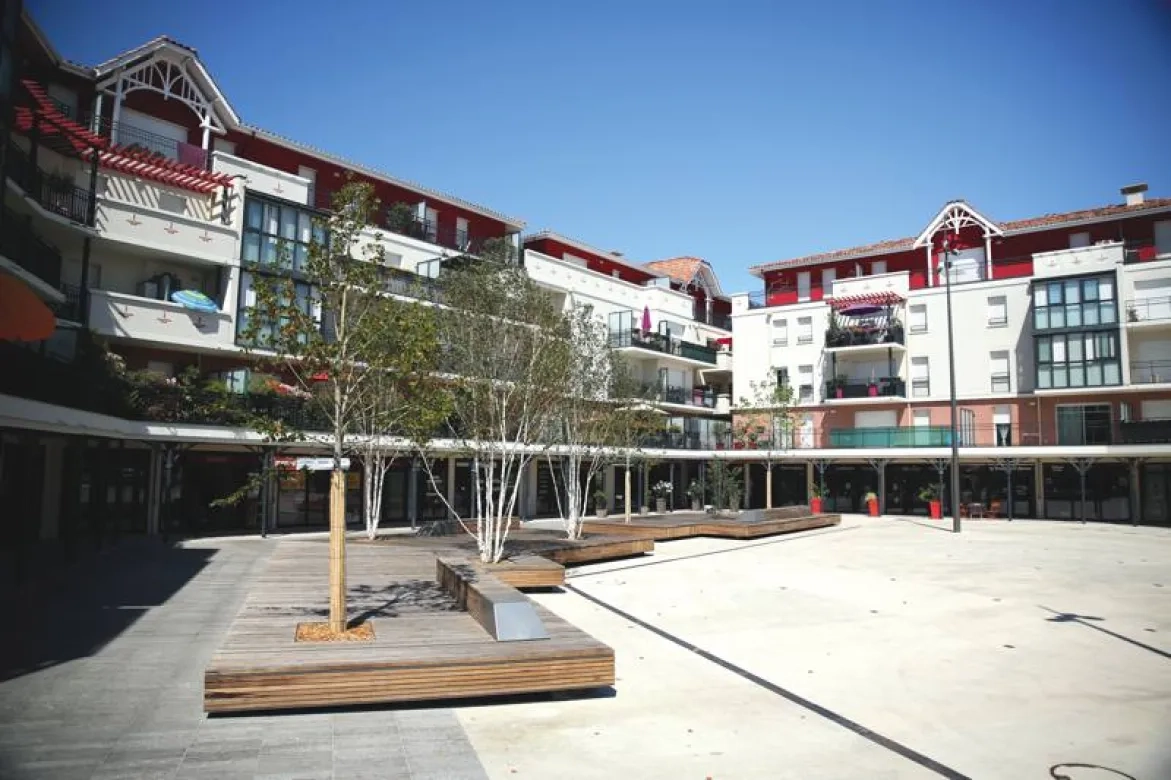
[749, 196, 1171, 277]
[643, 256, 727, 299]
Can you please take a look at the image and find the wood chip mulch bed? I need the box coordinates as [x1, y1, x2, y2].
[294, 621, 375, 643]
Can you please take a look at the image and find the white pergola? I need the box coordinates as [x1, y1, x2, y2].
[912, 200, 1005, 284]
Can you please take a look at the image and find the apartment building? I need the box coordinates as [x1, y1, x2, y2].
[732, 193, 1171, 522]
[0, 9, 734, 545]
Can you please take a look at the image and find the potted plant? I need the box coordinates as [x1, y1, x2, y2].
[918, 484, 941, 519]
[1127, 305, 1139, 323]
[864, 490, 879, 517]
[650, 480, 672, 513]
[809, 484, 825, 514]
[867, 370, 879, 397]
[686, 479, 704, 511]
[831, 375, 847, 399]
[593, 487, 608, 518]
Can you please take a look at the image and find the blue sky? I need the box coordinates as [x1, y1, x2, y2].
[31, 0, 1171, 293]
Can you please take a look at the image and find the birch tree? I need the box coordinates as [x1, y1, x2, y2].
[423, 254, 571, 563]
[735, 369, 795, 509]
[543, 305, 628, 540]
[607, 368, 664, 523]
[352, 295, 449, 540]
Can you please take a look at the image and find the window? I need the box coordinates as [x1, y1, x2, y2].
[1035, 332, 1121, 389]
[242, 195, 324, 274]
[1033, 274, 1117, 331]
[1069, 232, 1091, 248]
[912, 409, 931, 427]
[987, 295, 1007, 327]
[775, 368, 789, 387]
[990, 350, 1011, 393]
[994, 406, 1012, 446]
[797, 365, 813, 403]
[456, 217, 470, 250]
[424, 206, 439, 242]
[822, 267, 836, 293]
[236, 271, 318, 346]
[872, 260, 887, 275]
[796, 316, 813, 344]
[772, 318, 788, 346]
[911, 356, 930, 397]
[298, 166, 316, 204]
[909, 303, 927, 333]
[1154, 220, 1171, 256]
[1056, 404, 1112, 446]
[797, 272, 811, 302]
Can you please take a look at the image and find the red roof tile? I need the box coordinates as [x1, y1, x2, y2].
[750, 197, 1171, 276]
[643, 256, 706, 284]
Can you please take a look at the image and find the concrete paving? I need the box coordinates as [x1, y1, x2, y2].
[460, 515, 1171, 779]
[0, 537, 487, 780]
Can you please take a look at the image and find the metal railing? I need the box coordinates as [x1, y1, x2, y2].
[1129, 360, 1171, 384]
[824, 377, 906, 400]
[55, 283, 83, 322]
[829, 426, 954, 448]
[381, 266, 445, 304]
[1125, 296, 1171, 323]
[609, 329, 718, 364]
[0, 206, 63, 288]
[693, 308, 732, 330]
[378, 211, 518, 260]
[4, 142, 93, 224]
[638, 383, 717, 408]
[90, 116, 208, 168]
[1120, 419, 1171, 444]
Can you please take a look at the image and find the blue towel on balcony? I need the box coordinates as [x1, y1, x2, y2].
[170, 289, 218, 313]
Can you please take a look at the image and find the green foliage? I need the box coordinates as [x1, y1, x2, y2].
[687, 479, 704, 500]
[735, 368, 794, 456]
[384, 201, 417, 233]
[918, 483, 940, 503]
[707, 459, 743, 511]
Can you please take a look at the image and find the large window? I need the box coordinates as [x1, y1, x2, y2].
[911, 356, 930, 397]
[990, 350, 1011, 393]
[1033, 276, 1116, 331]
[1056, 404, 1112, 446]
[1036, 331, 1120, 389]
[909, 304, 927, 333]
[236, 270, 318, 346]
[242, 195, 325, 275]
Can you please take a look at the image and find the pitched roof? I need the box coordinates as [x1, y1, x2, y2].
[749, 197, 1171, 277]
[643, 256, 705, 284]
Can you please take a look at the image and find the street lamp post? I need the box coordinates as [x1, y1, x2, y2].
[941, 237, 962, 533]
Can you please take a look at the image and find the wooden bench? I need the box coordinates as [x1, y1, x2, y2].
[487, 554, 566, 589]
[436, 558, 549, 642]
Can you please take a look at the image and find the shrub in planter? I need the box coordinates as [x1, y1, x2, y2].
[918, 484, 942, 519]
[864, 490, 879, 517]
[593, 488, 608, 518]
[650, 480, 672, 514]
[809, 484, 825, 514]
[686, 479, 704, 511]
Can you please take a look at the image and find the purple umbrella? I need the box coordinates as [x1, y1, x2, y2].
[640, 305, 652, 335]
[838, 303, 884, 317]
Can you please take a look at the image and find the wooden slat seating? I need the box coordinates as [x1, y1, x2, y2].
[436, 557, 548, 641]
[581, 507, 841, 541]
[487, 554, 565, 589]
[203, 541, 615, 713]
[368, 530, 655, 572]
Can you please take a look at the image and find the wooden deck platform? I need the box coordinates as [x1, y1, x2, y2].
[581, 508, 841, 541]
[204, 540, 614, 713]
[367, 527, 655, 575]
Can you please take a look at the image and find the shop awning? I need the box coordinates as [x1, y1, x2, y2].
[0, 272, 56, 342]
[828, 291, 905, 310]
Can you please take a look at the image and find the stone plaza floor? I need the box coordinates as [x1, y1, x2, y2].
[1, 515, 1168, 779]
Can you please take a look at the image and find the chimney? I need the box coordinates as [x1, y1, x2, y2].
[1121, 182, 1148, 207]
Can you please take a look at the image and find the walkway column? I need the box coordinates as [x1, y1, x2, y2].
[445, 458, 456, 518]
[145, 444, 162, 536]
[407, 457, 419, 529]
[1129, 458, 1143, 526]
[39, 438, 64, 541]
[1034, 461, 1045, 519]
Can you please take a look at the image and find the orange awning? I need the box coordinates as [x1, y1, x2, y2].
[0, 273, 57, 342]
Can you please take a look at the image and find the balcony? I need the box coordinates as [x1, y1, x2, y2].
[693, 307, 732, 331]
[829, 426, 954, 448]
[640, 383, 717, 409]
[5, 142, 93, 225]
[1032, 242, 1125, 280]
[1130, 360, 1171, 385]
[0, 206, 62, 291]
[824, 377, 906, 401]
[88, 289, 235, 351]
[381, 266, 445, 304]
[825, 322, 905, 350]
[830, 270, 910, 300]
[1120, 419, 1171, 444]
[92, 116, 209, 168]
[609, 329, 718, 365]
[1125, 296, 1171, 328]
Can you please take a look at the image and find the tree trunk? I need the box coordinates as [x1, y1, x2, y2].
[328, 467, 347, 633]
[766, 465, 773, 509]
[624, 467, 632, 523]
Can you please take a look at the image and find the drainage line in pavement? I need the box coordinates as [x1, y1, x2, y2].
[567, 525, 860, 579]
[564, 583, 972, 780]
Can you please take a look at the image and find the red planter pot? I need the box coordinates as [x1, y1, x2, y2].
[929, 499, 942, 519]
[867, 384, 878, 397]
[867, 498, 879, 517]
[810, 497, 823, 514]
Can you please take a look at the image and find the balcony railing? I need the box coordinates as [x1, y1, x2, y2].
[1125, 296, 1171, 324]
[1130, 360, 1171, 384]
[638, 383, 717, 408]
[826, 323, 905, 348]
[693, 308, 732, 330]
[824, 377, 906, 400]
[373, 211, 518, 261]
[609, 329, 718, 365]
[90, 116, 208, 168]
[380, 266, 445, 304]
[5, 142, 93, 224]
[0, 206, 63, 288]
[829, 426, 954, 448]
[1120, 419, 1171, 444]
